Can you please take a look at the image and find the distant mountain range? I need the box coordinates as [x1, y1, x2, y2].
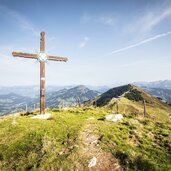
[0, 93, 33, 115]
[0, 85, 100, 115]
[0, 85, 73, 98]
[0, 85, 109, 98]
[46, 85, 100, 108]
[140, 87, 171, 104]
[134, 80, 171, 104]
[1, 80, 171, 115]
[134, 80, 171, 89]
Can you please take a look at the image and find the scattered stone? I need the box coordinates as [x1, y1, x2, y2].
[105, 114, 123, 122]
[113, 163, 121, 170]
[31, 113, 52, 119]
[11, 119, 17, 125]
[87, 117, 95, 120]
[88, 156, 97, 168]
[74, 144, 79, 148]
[63, 107, 69, 111]
[90, 139, 98, 145]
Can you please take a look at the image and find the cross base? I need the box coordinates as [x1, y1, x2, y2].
[31, 113, 52, 120]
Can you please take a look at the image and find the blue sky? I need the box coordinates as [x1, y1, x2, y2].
[0, 0, 171, 86]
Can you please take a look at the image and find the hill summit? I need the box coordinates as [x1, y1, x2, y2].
[96, 84, 143, 106]
[85, 84, 171, 117]
[88, 84, 165, 106]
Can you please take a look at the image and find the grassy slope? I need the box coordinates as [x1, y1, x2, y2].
[0, 104, 171, 170]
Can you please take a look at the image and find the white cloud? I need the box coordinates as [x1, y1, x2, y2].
[79, 36, 90, 48]
[0, 5, 39, 36]
[108, 30, 171, 55]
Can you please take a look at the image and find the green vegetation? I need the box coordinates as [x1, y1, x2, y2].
[0, 104, 170, 170]
[0, 85, 171, 170]
[96, 84, 132, 106]
[124, 89, 143, 101]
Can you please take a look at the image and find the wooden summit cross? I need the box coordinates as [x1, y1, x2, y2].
[12, 32, 68, 114]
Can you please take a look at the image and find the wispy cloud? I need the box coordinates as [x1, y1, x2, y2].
[126, 5, 171, 35]
[0, 5, 39, 36]
[140, 6, 171, 32]
[79, 36, 90, 48]
[47, 36, 56, 42]
[80, 13, 116, 26]
[80, 13, 92, 23]
[0, 52, 9, 59]
[100, 16, 115, 26]
[108, 30, 171, 55]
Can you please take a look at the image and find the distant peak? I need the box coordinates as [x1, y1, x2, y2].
[128, 83, 138, 88]
[93, 84, 148, 106]
[74, 85, 88, 90]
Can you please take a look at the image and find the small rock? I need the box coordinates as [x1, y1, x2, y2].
[63, 107, 69, 111]
[11, 120, 17, 125]
[74, 144, 79, 148]
[90, 139, 98, 145]
[105, 114, 123, 122]
[88, 156, 97, 168]
[87, 117, 95, 120]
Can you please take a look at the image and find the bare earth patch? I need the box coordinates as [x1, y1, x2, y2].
[79, 119, 123, 171]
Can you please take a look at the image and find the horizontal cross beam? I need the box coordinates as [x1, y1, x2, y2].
[48, 55, 68, 62]
[12, 52, 37, 59]
[12, 52, 68, 62]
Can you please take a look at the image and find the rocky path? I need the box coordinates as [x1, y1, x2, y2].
[79, 118, 123, 171]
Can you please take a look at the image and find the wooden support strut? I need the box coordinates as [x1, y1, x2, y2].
[143, 99, 146, 117]
[40, 32, 45, 114]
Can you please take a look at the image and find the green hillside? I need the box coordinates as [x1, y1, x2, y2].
[0, 85, 171, 170]
[46, 85, 100, 108]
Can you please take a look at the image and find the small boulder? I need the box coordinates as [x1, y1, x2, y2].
[105, 114, 123, 122]
[88, 156, 97, 168]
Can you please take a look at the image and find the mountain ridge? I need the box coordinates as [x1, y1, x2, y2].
[134, 80, 171, 89]
[85, 84, 171, 118]
[0, 85, 100, 115]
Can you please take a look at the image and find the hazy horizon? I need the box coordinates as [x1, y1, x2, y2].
[0, 79, 170, 88]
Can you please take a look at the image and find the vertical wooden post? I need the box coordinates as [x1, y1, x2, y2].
[62, 100, 64, 109]
[116, 100, 119, 113]
[143, 99, 146, 117]
[77, 97, 81, 107]
[25, 104, 28, 112]
[93, 100, 97, 107]
[40, 32, 45, 114]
